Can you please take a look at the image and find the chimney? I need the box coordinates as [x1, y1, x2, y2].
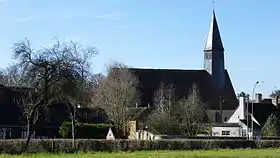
[255, 93, 262, 103]
[238, 92, 246, 120]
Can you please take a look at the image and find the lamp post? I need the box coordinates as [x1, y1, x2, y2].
[251, 81, 259, 140]
[246, 94, 249, 140]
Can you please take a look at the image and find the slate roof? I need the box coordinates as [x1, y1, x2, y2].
[212, 123, 240, 127]
[204, 11, 224, 52]
[246, 102, 279, 126]
[128, 68, 238, 110]
[127, 107, 153, 122]
[240, 119, 261, 130]
[0, 85, 109, 127]
[0, 85, 23, 126]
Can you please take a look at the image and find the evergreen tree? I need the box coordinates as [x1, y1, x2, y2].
[261, 114, 280, 137]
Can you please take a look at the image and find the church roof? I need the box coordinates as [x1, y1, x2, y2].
[204, 11, 224, 52]
[128, 68, 238, 110]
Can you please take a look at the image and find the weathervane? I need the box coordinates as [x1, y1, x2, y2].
[212, 0, 216, 11]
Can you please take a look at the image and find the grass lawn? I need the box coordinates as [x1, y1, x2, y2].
[0, 149, 280, 158]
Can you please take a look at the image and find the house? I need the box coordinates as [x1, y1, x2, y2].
[212, 123, 242, 137]
[212, 92, 279, 138]
[125, 11, 238, 123]
[0, 85, 108, 139]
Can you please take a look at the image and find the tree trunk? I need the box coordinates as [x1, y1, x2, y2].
[71, 108, 76, 149]
[71, 118, 75, 148]
[21, 120, 33, 154]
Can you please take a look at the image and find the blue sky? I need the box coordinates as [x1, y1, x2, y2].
[0, 0, 279, 97]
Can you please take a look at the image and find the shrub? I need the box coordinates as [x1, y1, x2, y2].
[0, 139, 280, 154]
[261, 114, 280, 136]
[59, 122, 115, 139]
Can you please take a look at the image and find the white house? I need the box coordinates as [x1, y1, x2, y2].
[212, 92, 278, 138]
[212, 123, 242, 137]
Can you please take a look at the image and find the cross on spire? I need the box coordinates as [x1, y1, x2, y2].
[212, 0, 216, 11]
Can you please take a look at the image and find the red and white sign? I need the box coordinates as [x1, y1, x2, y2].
[106, 128, 115, 140]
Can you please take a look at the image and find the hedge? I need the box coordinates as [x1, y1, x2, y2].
[1, 139, 280, 154]
[59, 122, 116, 139]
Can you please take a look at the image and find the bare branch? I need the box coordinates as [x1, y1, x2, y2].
[172, 83, 209, 136]
[92, 62, 138, 137]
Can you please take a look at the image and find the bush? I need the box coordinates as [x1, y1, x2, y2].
[1, 139, 280, 154]
[59, 122, 116, 139]
[261, 114, 280, 136]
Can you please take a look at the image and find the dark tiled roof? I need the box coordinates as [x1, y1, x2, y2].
[204, 11, 224, 52]
[0, 86, 23, 126]
[128, 68, 238, 110]
[46, 104, 109, 127]
[0, 85, 108, 127]
[212, 123, 240, 127]
[240, 119, 261, 129]
[246, 102, 278, 126]
[127, 107, 153, 122]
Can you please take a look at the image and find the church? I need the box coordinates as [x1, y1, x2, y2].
[128, 11, 238, 123]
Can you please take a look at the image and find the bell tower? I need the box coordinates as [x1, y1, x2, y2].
[204, 11, 225, 89]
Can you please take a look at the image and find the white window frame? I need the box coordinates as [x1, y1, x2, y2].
[222, 131, 230, 136]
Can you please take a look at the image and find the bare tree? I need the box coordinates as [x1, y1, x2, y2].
[154, 82, 167, 113]
[14, 87, 44, 153]
[172, 83, 209, 136]
[0, 69, 7, 85]
[1, 63, 45, 153]
[153, 82, 175, 116]
[45, 40, 97, 148]
[270, 90, 280, 98]
[13, 38, 59, 107]
[92, 62, 138, 137]
[0, 61, 45, 153]
[11, 38, 97, 151]
[145, 82, 175, 134]
[0, 64, 29, 86]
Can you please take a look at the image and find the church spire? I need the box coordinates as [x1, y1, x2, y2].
[203, 10, 225, 89]
[204, 11, 224, 52]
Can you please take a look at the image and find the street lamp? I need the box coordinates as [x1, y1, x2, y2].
[246, 94, 249, 140]
[251, 81, 259, 140]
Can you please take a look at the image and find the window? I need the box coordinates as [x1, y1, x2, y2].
[0, 128, 11, 139]
[5, 128, 11, 139]
[222, 131, 230, 136]
[0, 128, 5, 139]
[204, 53, 212, 60]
